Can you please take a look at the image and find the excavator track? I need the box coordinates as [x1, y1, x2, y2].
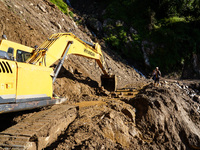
[0, 104, 78, 150]
[114, 88, 139, 98]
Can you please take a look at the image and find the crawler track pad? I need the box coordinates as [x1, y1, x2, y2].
[0, 104, 78, 150]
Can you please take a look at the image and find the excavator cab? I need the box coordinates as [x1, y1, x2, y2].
[101, 75, 117, 91]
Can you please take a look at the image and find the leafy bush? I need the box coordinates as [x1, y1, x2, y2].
[105, 34, 120, 49]
[49, 0, 68, 15]
[69, 11, 74, 18]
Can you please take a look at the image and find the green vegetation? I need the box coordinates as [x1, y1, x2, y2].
[101, 0, 200, 74]
[104, 26, 143, 63]
[69, 11, 74, 18]
[50, 0, 200, 75]
[49, 0, 68, 15]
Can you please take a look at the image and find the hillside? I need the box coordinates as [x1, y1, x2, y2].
[70, 0, 200, 78]
[0, 0, 200, 149]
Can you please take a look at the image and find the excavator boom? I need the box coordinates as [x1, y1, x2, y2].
[26, 33, 116, 91]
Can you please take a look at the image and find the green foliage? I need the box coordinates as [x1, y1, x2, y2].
[149, 19, 200, 73]
[75, 19, 83, 25]
[69, 11, 74, 18]
[49, 0, 68, 15]
[100, 0, 200, 74]
[130, 35, 143, 62]
[163, 16, 186, 24]
[104, 24, 143, 63]
[105, 34, 120, 48]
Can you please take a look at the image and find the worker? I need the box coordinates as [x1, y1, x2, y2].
[152, 69, 156, 81]
[153, 67, 161, 87]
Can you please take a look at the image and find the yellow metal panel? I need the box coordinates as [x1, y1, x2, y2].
[16, 62, 53, 99]
[66, 36, 98, 59]
[44, 35, 70, 67]
[38, 33, 101, 67]
[0, 59, 17, 100]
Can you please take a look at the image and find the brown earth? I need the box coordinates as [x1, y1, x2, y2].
[0, 0, 200, 149]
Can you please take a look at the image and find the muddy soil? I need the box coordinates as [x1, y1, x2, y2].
[0, 0, 200, 149]
[129, 81, 200, 149]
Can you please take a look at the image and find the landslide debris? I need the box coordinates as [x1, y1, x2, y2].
[129, 81, 200, 149]
[47, 79, 200, 150]
[48, 99, 139, 149]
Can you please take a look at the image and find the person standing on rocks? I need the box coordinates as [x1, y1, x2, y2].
[153, 67, 161, 87]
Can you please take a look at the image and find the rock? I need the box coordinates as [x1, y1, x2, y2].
[103, 18, 113, 27]
[72, 20, 78, 28]
[129, 126, 138, 137]
[87, 18, 102, 31]
[121, 108, 135, 122]
[74, 68, 83, 75]
[68, 66, 74, 74]
[116, 20, 124, 27]
[130, 27, 137, 34]
[75, 138, 82, 144]
[193, 95, 200, 103]
[108, 111, 115, 119]
[37, 3, 46, 13]
[50, 21, 62, 30]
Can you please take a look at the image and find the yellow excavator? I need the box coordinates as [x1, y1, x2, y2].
[0, 33, 116, 114]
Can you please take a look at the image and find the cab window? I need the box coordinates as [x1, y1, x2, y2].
[16, 50, 32, 62]
[7, 47, 14, 59]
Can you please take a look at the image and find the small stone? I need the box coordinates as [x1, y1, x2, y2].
[38, 3, 46, 13]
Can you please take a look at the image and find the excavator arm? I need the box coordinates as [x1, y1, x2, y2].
[26, 33, 116, 91]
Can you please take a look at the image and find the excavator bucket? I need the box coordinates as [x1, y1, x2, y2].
[101, 75, 117, 91]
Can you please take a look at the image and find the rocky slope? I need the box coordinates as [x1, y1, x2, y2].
[0, 0, 200, 149]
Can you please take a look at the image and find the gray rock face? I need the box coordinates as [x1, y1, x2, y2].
[87, 18, 102, 32]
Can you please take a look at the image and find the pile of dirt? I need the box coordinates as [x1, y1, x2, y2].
[46, 80, 200, 150]
[47, 99, 139, 149]
[45, 79, 200, 149]
[129, 81, 200, 149]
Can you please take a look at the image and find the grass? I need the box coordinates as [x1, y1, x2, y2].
[49, 0, 68, 15]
